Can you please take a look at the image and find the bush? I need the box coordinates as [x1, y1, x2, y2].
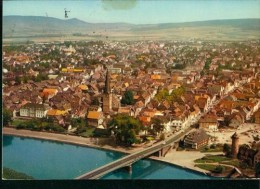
[159, 133, 166, 141]
[16, 123, 26, 129]
[240, 161, 249, 169]
[51, 125, 65, 132]
[213, 165, 225, 173]
[3, 167, 34, 180]
[75, 126, 87, 134]
[204, 146, 209, 151]
[31, 126, 42, 131]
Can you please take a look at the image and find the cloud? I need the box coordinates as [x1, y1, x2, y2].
[102, 0, 137, 11]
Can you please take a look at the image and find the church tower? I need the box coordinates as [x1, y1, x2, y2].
[103, 71, 112, 114]
[231, 132, 239, 159]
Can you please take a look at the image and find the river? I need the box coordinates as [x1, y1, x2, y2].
[3, 135, 212, 179]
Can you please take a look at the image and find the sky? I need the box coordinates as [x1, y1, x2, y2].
[3, 0, 260, 24]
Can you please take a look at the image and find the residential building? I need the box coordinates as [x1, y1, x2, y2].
[87, 111, 103, 127]
[20, 103, 48, 118]
[199, 116, 219, 131]
[184, 129, 209, 149]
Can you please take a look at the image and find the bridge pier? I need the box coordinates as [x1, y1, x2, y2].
[124, 165, 132, 174]
[152, 146, 174, 157]
[152, 150, 162, 157]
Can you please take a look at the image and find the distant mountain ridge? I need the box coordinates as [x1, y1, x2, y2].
[3, 16, 260, 40]
[3, 16, 133, 35]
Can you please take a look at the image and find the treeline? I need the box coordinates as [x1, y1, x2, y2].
[16, 118, 66, 133]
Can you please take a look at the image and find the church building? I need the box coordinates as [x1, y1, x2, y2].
[102, 71, 120, 114]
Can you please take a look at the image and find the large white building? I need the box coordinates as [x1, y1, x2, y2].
[20, 103, 49, 118]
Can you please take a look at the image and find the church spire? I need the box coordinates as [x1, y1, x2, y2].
[104, 70, 111, 94]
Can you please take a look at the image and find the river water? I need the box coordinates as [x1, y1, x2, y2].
[3, 135, 212, 179]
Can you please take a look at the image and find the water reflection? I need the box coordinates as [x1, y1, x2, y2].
[134, 160, 165, 179]
[3, 136, 211, 179]
[105, 150, 125, 160]
[102, 159, 165, 179]
[3, 136, 14, 147]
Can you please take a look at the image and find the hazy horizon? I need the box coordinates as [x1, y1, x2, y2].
[3, 15, 260, 25]
[3, 0, 260, 24]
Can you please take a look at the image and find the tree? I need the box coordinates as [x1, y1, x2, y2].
[33, 73, 48, 82]
[255, 162, 260, 178]
[15, 76, 21, 85]
[151, 117, 164, 136]
[3, 108, 12, 127]
[121, 90, 134, 105]
[22, 76, 29, 83]
[204, 58, 211, 70]
[108, 114, 144, 146]
[92, 97, 100, 106]
[223, 143, 231, 157]
[71, 118, 86, 128]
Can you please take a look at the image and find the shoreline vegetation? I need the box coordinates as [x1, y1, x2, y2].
[3, 167, 34, 180]
[3, 127, 212, 179]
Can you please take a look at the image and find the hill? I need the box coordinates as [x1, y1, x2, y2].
[3, 16, 260, 41]
[132, 19, 260, 31]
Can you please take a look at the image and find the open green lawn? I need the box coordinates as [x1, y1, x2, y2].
[221, 159, 241, 167]
[195, 164, 219, 172]
[194, 155, 231, 164]
[200, 144, 223, 153]
[195, 164, 232, 173]
[195, 155, 248, 172]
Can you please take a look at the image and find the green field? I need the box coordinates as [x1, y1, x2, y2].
[3, 25, 260, 44]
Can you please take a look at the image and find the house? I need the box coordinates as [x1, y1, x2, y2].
[108, 67, 121, 74]
[42, 88, 58, 99]
[208, 85, 224, 97]
[254, 150, 260, 167]
[184, 129, 210, 149]
[228, 113, 245, 129]
[87, 111, 103, 127]
[20, 103, 49, 118]
[196, 97, 208, 112]
[134, 100, 145, 117]
[78, 84, 88, 92]
[118, 106, 134, 116]
[139, 115, 151, 126]
[46, 109, 67, 117]
[238, 145, 258, 166]
[199, 115, 219, 131]
[254, 110, 260, 124]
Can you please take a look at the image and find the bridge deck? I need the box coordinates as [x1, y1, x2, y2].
[76, 127, 193, 179]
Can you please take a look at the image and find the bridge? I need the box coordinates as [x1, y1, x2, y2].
[76, 127, 193, 179]
[76, 82, 246, 180]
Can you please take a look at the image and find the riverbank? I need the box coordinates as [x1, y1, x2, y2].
[3, 127, 141, 154]
[3, 127, 212, 177]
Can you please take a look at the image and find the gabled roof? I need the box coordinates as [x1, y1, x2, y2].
[21, 103, 46, 110]
[43, 88, 58, 95]
[185, 129, 209, 143]
[47, 109, 66, 116]
[87, 111, 102, 120]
